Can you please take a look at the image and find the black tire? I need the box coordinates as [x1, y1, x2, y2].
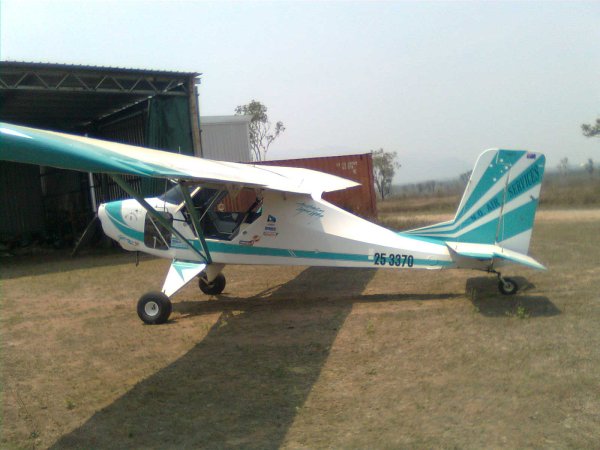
[498, 277, 518, 296]
[137, 291, 172, 324]
[199, 273, 226, 295]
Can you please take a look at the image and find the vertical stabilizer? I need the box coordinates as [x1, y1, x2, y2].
[406, 149, 545, 254]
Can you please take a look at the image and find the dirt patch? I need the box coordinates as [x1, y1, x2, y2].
[536, 209, 600, 222]
[379, 208, 600, 231]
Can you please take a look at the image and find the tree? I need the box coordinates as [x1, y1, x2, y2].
[372, 148, 400, 200]
[584, 158, 594, 177]
[581, 118, 600, 138]
[235, 100, 285, 161]
[557, 157, 569, 175]
[459, 170, 473, 186]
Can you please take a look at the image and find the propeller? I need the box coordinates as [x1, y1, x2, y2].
[71, 214, 101, 256]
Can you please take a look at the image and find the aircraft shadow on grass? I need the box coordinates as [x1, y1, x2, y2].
[466, 276, 561, 318]
[49, 267, 466, 449]
[51, 267, 380, 449]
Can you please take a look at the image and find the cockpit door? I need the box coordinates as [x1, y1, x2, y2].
[144, 211, 173, 250]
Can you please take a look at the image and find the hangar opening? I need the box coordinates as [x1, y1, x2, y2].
[0, 61, 202, 246]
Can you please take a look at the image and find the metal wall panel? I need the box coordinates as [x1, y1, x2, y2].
[256, 154, 377, 219]
[0, 162, 45, 238]
[199, 117, 251, 162]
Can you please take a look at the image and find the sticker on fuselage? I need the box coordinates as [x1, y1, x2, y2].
[170, 234, 188, 249]
[263, 222, 278, 237]
[240, 235, 261, 246]
[119, 235, 139, 247]
[295, 202, 324, 218]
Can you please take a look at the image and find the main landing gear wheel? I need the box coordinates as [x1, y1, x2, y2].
[498, 277, 518, 296]
[137, 291, 172, 324]
[199, 273, 226, 295]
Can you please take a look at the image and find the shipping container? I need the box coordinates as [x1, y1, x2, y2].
[199, 116, 252, 162]
[255, 153, 377, 219]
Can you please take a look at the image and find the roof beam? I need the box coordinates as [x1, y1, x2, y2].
[0, 69, 189, 96]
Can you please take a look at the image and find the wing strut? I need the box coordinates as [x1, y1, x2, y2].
[110, 175, 211, 264]
[179, 181, 212, 264]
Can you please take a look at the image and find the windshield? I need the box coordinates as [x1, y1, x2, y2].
[158, 185, 223, 208]
[158, 184, 187, 204]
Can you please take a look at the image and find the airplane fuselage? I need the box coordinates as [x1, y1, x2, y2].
[98, 190, 456, 271]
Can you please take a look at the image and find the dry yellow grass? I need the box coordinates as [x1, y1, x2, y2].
[1, 211, 600, 448]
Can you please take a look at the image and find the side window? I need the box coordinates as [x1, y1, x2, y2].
[215, 189, 261, 219]
[201, 188, 262, 240]
[144, 211, 173, 250]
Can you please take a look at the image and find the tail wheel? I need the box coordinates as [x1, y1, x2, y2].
[137, 291, 172, 324]
[498, 277, 518, 295]
[199, 273, 226, 295]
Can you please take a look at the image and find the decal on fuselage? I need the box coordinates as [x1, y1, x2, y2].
[295, 202, 324, 218]
[239, 235, 261, 246]
[118, 235, 139, 247]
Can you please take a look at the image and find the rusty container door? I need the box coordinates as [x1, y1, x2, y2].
[255, 153, 377, 219]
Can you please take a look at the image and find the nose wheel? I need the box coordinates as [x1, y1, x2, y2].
[137, 291, 172, 324]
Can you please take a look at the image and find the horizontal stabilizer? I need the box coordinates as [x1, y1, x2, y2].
[446, 242, 546, 271]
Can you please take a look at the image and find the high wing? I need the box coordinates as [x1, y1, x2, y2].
[0, 122, 359, 195]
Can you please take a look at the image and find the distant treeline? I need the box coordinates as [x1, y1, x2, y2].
[388, 168, 600, 208]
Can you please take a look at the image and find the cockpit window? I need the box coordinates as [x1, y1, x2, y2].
[158, 184, 186, 205]
[177, 187, 261, 240]
[160, 185, 262, 241]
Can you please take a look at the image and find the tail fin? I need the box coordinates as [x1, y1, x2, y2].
[406, 149, 545, 255]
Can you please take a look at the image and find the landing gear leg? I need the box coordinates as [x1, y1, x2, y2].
[496, 272, 518, 296]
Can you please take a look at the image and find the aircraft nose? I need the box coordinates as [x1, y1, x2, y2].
[97, 203, 109, 228]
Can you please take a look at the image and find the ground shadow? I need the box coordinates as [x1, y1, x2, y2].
[466, 276, 561, 318]
[0, 247, 144, 280]
[50, 267, 377, 449]
[174, 268, 463, 321]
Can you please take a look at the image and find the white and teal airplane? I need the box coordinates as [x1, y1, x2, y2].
[0, 122, 546, 324]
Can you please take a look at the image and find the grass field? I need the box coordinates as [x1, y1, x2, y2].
[2, 210, 600, 449]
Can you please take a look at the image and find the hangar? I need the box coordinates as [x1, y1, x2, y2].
[0, 61, 202, 244]
[0, 61, 375, 247]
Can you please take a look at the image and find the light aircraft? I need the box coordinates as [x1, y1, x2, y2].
[0, 122, 546, 324]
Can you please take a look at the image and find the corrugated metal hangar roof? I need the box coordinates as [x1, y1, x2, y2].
[0, 61, 201, 130]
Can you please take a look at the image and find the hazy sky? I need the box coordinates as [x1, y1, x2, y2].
[1, 1, 599, 182]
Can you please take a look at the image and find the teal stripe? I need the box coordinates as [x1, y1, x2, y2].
[173, 259, 205, 279]
[408, 155, 544, 239]
[455, 150, 525, 222]
[416, 199, 538, 245]
[208, 241, 369, 261]
[452, 218, 500, 244]
[105, 201, 144, 241]
[406, 150, 526, 235]
[497, 199, 538, 242]
[396, 232, 449, 246]
[206, 241, 452, 267]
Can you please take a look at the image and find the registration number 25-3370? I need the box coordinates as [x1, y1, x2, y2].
[373, 252, 414, 267]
